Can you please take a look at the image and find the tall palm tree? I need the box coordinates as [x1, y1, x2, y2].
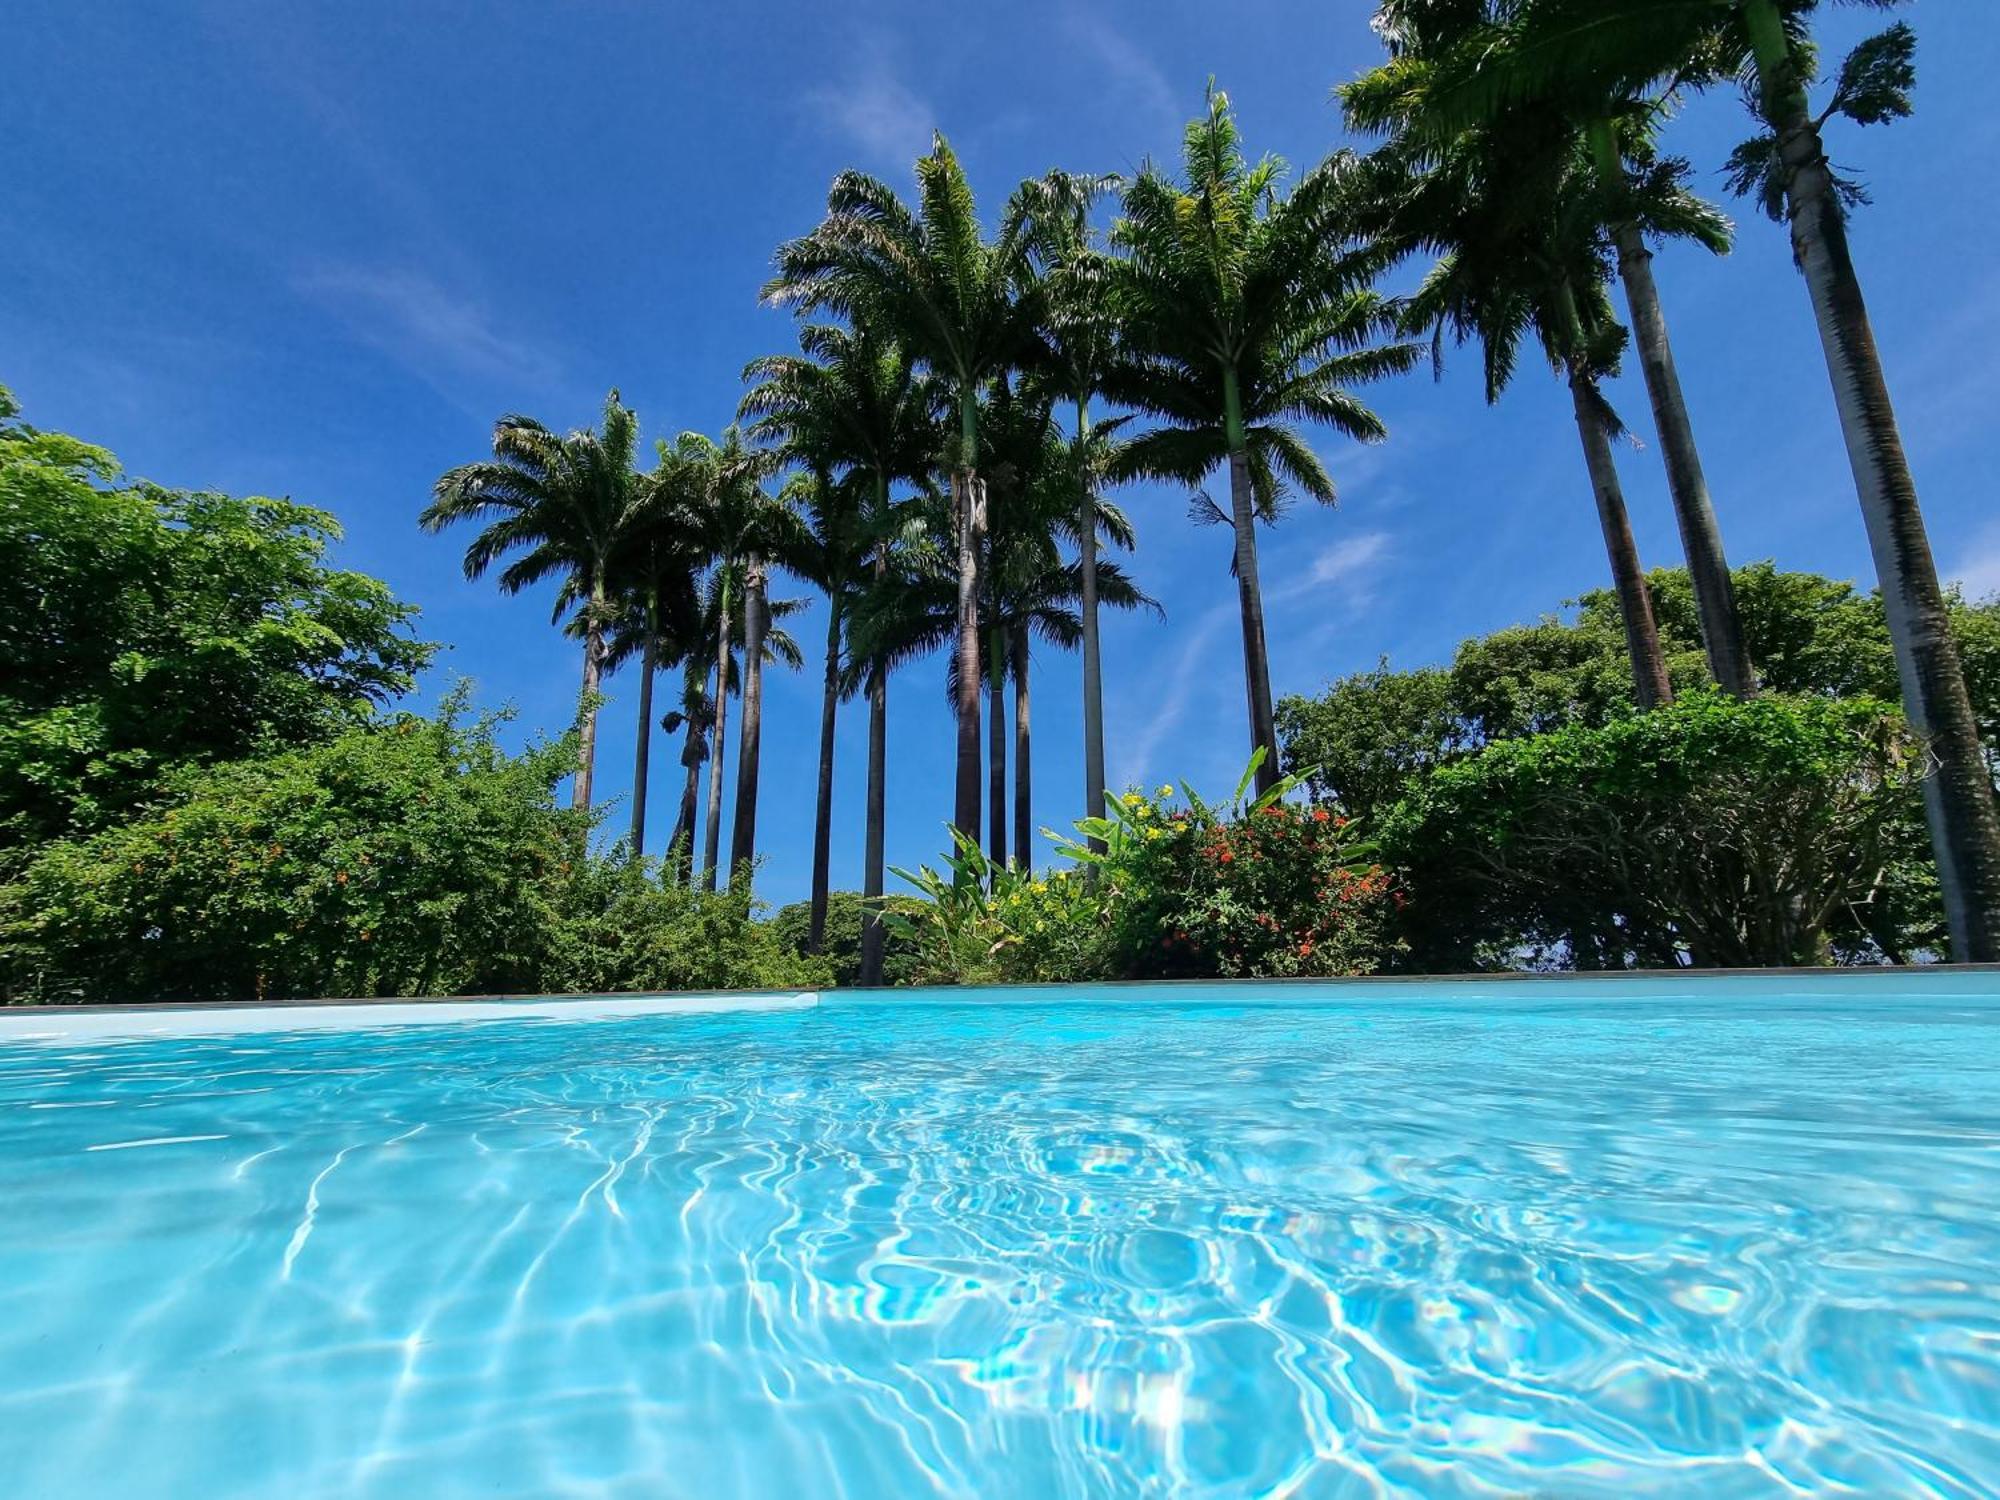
[1430, 0, 2000, 960]
[1016, 169, 1125, 844]
[670, 426, 785, 890]
[765, 137, 1043, 841]
[741, 324, 946, 956]
[422, 390, 644, 808]
[1107, 87, 1422, 794]
[1351, 110, 1676, 709]
[977, 375, 1148, 866]
[584, 448, 706, 857]
[1348, 3, 1757, 698]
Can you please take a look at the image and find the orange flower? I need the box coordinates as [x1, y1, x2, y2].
[1312, 808, 1332, 824]
[1218, 849, 1234, 864]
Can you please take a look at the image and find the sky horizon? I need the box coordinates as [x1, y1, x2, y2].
[8, 1, 1998, 910]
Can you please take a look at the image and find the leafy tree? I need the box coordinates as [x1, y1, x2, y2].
[422, 390, 646, 809]
[0, 387, 429, 851]
[1108, 87, 1420, 793]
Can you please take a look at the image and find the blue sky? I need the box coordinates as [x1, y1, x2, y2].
[7, 1, 1998, 909]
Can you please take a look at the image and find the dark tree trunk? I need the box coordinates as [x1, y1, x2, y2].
[629, 621, 657, 857]
[729, 558, 768, 890]
[1610, 218, 1756, 698]
[808, 603, 841, 953]
[1226, 446, 1280, 793]
[1569, 370, 1674, 710]
[702, 579, 731, 892]
[1012, 623, 1032, 872]
[672, 690, 702, 886]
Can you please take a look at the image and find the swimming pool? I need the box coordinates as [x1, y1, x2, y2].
[2, 975, 1996, 1497]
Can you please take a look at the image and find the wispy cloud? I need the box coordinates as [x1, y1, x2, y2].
[293, 263, 558, 397]
[1270, 529, 1395, 608]
[806, 40, 934, 167]
[1950, 521, 2000, 602]
[1113, 601, 1233, 788]
[1061, 8, 1181, 137]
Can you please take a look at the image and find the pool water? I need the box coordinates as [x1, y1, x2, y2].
[2, 978, 1997, 1497]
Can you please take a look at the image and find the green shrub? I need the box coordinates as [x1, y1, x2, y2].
[0, 700, 825, 1004]
[1379, 691, 1936, 969]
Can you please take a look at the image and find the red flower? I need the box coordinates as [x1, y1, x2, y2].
[1298, 940, 1315, 958]
[1218, 849, 1235, 864]
[1312, 808, 1332, 824]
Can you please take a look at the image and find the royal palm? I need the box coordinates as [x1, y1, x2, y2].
[423, 391, 645, 809]
[766, 137, 1042, 841]
[1108, 88, 1420, 794]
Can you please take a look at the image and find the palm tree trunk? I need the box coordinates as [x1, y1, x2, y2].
[808, 602, 841, 954]
[952, 398, 985, 841]
[1012, 623, 1032, 872]
[987, 623, 1008, 870]
[729, 558, 768, 889]
[673, 695, 702, 885]
[630, 608, 658, 857]
[1076, 397, 1107, 850]
[859, 664, 888, 986]
[702, 575, 732, 892]
[1225, 446, 1281, 795]
[1569, 371, 1674, 710]
[1589, 121, 1754, 699]
[573, 575, 607, 809]
[1746, 0, 2000, 959]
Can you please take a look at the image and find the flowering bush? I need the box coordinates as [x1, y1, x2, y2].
[886, 751, 1401, 984]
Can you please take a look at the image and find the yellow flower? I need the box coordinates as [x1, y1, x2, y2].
[1144, 827, 1161, 840]
[1122, 791, 1143, 807]
[1156, 784, 1175, 799]
[1033, 881, 1047, 894]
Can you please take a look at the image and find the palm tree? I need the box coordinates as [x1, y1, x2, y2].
[978, 375, 1148, 866]
[1348, 3, 1757, 698]
[1107, 87, 1422, 794]
[1428, 0, 2000, 959]
[1349, 109, 1676, 709]
[765, 137, 1043, 841]
[670, 426, 785, 889]
[740, 324, 946, 956]
[1016, 169, 1125, 843]
[422, 390, 644, 808]
[585, 451, 706, 857]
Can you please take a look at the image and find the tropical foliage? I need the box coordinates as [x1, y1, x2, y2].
[10, 1, 1998, 998]
[883, 753, 1400, 985]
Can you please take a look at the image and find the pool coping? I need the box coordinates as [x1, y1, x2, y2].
[5, 964, 1999, 1040]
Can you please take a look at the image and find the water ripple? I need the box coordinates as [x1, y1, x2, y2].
[1, 992, 1997, 1497]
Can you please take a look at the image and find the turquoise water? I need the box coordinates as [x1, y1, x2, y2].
[2, 978, 1998, 1497]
